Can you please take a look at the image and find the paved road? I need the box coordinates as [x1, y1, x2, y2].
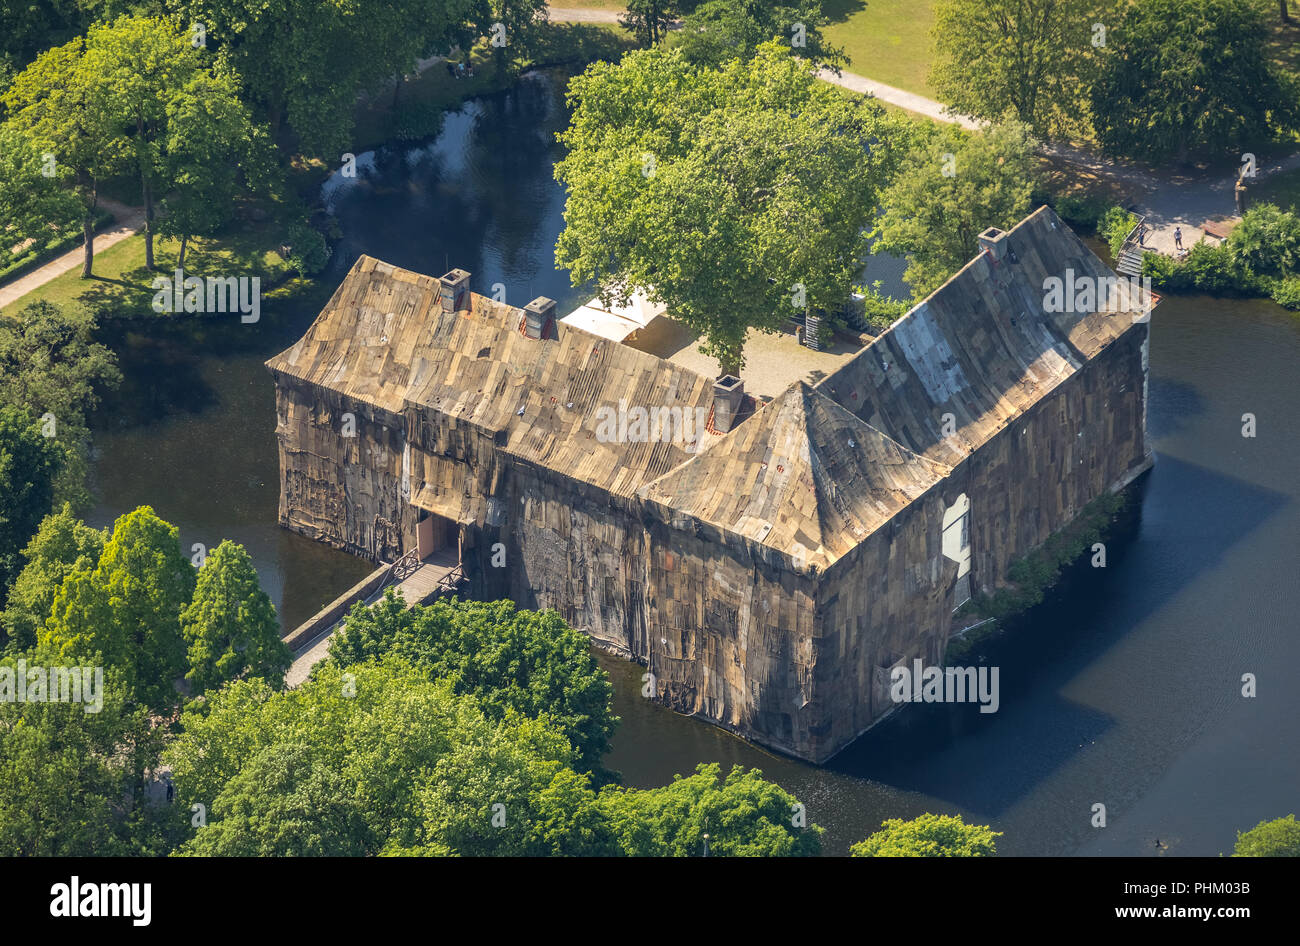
[0, 198, 145, 311]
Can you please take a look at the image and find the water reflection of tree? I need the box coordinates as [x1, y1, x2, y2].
[462, 73, 569, 298]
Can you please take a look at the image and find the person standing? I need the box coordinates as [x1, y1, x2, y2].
[1174, 226, 1183, 251]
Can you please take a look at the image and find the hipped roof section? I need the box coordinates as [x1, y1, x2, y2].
[638, 382, 950, 570]
[816, 205, 1148, 467]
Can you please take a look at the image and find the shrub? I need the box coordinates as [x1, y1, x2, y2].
[1227, 203, 1300, 277]
[283, 222, 331, 277]
[1099, 205, 1139, 257]
[1144, 241, 1263, 295]
[1270, 277, 1300, 310]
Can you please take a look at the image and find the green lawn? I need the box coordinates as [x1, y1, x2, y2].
[2, 222, 293, 320]
[823, 0, 937, 96]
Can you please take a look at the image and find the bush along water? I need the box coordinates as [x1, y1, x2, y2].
[1141, 203, 1300, 310]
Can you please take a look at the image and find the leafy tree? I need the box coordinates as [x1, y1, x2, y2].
[1, 504, 105, 654]
[0, 124, 82, 272]
[2, 37, 131, 276]
[168, 657, 818, 856]
[158, 69, 276, 269]
[676, 0, 845, 71]
[82, 16, 205, 270]
[601, 763, 822, 856]
[282, 221, 331, 277]
[0, 647, 158, 856]
[555, 41, 906, 374]
[171, 658, 613, 855]
[41, 506, 196, 712]
[1090, 0, 1300, 163]
[930, 0, 1103, 138]
[0, 300, 121, 508]
[874, 118, 1039, 296]
[1227, 203, 1300, 277]
[180, 539, 288, 695]
[482, 0, 550, 77]
[172, 0, 483, 155]
[329, 593, 616, 774]
[0, 0, 85, 77]
[850, 813, 1002, 856]
[0, 408, 63, 597]
[181, 741, 370, 856]
[621, 0, 677, 46]
[1233, 814, 1300, 856]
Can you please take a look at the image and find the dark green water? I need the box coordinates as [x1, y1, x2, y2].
[88, 71, 1299, 855]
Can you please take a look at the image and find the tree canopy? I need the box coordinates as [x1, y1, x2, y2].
[0, 649, 157, 856]
[850, 813, 1002, 857]
[873, 118, 1038, 296]
[180, 539, 288, 695]
[41, 505, 196, 712]
[0, 123, 82, 272]
[1, 503, 105, 653]
[1090, 0, 1300, 162]
[676, 0, 845, 71]
[0, 408, 64, 597]
[931, 0, 1102, 138]
[1233, 814, 1300, 856]
[170, 0, 486, 155]
[2, 35, 131, 276]
[555, 41, 908, 374]
[0, 300, 121, 508]
[167, 656, 821, 856]
[328, 592, 617, 774]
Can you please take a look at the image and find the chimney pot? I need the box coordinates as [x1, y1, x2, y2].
[523, 296, 556, 339]
[439, 269, 471, 313]
[712, 375, 745, 433]
[977, 227, 1008, 261]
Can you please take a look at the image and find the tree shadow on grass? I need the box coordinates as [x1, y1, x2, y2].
[820, 0, 868, 26]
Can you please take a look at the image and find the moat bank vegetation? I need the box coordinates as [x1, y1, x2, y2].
[946, 489, 1131, 665]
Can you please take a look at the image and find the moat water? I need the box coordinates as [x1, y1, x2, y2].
[87, 70, 1299, 856]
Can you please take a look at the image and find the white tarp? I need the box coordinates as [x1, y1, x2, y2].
[560, 291, 666, 342]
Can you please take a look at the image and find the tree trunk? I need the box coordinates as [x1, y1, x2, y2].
[1283, 1, 1293, 25]
[81, 213, 94, 278]
[142, 175, 155, 271]
[393, 73, 402, 110]
[719, 351, 742, 378]
[178, 233, 189, 271]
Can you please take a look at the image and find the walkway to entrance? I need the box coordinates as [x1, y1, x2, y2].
[284, 548, 464, 687]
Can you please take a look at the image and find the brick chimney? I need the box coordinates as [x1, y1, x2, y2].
[977, 227, 1008, 261]
[523, 296, 556, 340]
[439, 269, 471, 313]
[712, 375, 744, 433]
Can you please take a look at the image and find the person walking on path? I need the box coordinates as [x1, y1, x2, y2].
[1174, 227, 1183, 251]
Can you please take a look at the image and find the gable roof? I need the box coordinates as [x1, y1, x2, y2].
[639, 382, 950, 569]
[816, 206, 1150, 466]
[266, 255, 723, 497]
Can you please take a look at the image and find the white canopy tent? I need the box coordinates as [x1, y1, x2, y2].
[559, 291, 666, 343]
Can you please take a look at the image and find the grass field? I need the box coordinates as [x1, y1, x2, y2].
[1, 222, 292, 320]
[822, 0, 937, 95]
